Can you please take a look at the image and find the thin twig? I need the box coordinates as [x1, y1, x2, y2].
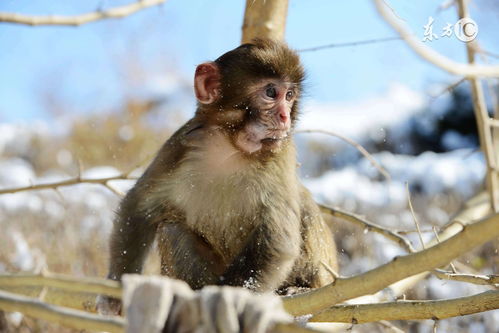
[297, 37, 401, 52]
[406, 183, 425, 250]
[0, 0, 166, 26]
[320, 261, 340, 279]
[478, 48, 499, 60]
[429, 77, 466, 100]
[0, 174, 137, 195]
[433, 269, 499, 288]
[432, 227, 457, 273]
[433, 320, 439, 333]
[397, 228, 434, 235]
[104, 183, 126, 197]
[319, 204, 415, 253]
[296, 129, 391, 180]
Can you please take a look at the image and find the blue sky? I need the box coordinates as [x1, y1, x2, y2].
[0, 0, 498, 122]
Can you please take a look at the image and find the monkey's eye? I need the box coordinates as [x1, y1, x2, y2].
[286, 90, 294, 101]
[265, 86, 277, 99]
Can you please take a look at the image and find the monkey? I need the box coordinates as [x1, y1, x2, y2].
[97, 39, 337, 314]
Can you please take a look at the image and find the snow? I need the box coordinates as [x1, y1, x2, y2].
[83, 166, 121, 179]
[0, 158, 35, 187]
[10, 231, 34, 271]
[305, 149, 485, 211]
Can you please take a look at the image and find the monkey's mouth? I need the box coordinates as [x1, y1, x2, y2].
[261, 132, 288, 147]
[262, 130, 288, 142]
[235, 124, 289, 153]
[261, 136, 285, 144]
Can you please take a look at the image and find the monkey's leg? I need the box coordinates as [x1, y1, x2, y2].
[220, 217, 301, 292]
[158, 223, 225, 290]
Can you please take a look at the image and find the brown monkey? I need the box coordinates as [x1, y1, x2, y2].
[99, 39, 337, 313]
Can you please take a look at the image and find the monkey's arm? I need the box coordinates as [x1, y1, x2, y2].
[107, 118, 204, 280]
[220, 209, 302, 292]
[158, 223, 225, 289]
[98, 188, 158, 315]
[107, 189, 158, 281]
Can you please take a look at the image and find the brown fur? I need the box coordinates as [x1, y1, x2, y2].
[103, 40, 337, 305]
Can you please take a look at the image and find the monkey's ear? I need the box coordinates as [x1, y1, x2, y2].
[194, 62, 221, 104]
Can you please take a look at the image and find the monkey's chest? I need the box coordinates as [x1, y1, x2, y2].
[167, 167, 290, 261]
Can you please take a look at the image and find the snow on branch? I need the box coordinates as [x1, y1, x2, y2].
[310, 290, 499, 323]
[373, 0, 499, 78]
[0, 0, 166, 26]
[283, 211, 499, 316]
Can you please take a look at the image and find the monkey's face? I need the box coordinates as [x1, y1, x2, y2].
[194, 39, 304, 155]
[233, 79, 297, 154]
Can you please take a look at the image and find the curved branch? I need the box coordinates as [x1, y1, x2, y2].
[0, 290, 124, 333]
[295, 129, 390, 180]
[319, 204, 415, 253]
[373, 0, 499, 78]
[311, 290, 499, 323]
[283, 212, 499, 316]
[0, 0, 166, 26]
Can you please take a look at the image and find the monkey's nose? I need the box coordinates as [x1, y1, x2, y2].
[279, 111, 287, 123]
[277, 107, 290, 126]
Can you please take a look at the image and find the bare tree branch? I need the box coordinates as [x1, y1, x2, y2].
[295, 129, 391, 180]
[429, 77, 466, 100]
[373, 0, 499, 78]
[0, 173, 137, 196]
[297, 37, 401, 52]
[433, 269, 499, 287]
[0, 0, 166, 26]
[310, 290, 499, 323]
[406, 183, 425, 250]
[283, 212, 499, 316]
[320, 204, 415, 253]
[0, 273, 122, 298]
[0, 290, 124, 333]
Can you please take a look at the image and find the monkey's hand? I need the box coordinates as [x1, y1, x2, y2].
[96, 294, 122, 316]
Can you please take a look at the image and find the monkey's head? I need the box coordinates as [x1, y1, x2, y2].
[194, 39, 305, 155]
